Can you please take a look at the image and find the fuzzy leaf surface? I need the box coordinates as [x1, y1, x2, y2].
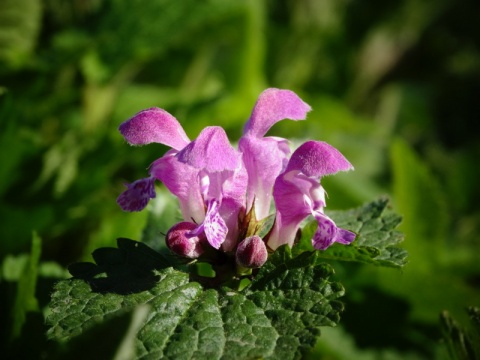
[47, 242, 343, 359]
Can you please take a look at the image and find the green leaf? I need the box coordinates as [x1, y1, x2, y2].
[47, 242, 344, 359]
[0, 0, 42, 68]
[390, 137, 448, 253]
[32, 131, 80, 198]
[247, 246, 345, 357]
[94, 0, 243, 78]
[53, 305, 149, 360]
[296, 198, 407, 268]
[10, 232, 41, 340]
[440, 307, 480, 360]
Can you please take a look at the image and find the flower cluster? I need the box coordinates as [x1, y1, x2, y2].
[117, 88, 355, 269]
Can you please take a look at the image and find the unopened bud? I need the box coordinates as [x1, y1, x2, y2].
[166, 222, 205, 259]
[236, 235, 268, 269]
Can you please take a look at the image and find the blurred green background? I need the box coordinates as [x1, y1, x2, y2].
[1, 0, 479, 358]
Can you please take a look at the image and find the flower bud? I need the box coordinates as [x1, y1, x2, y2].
[236, 235, 268, 269]
[166, 222, 205, 259]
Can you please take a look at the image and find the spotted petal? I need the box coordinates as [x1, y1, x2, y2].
[312, 213, 337, 250]
[117, 177, 156, 212]
[203, 200, 228, 249]
[313, 213, 356, 250]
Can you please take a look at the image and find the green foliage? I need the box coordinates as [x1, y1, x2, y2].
[391, 137, 449, 254]
[367, 138, 480, 323]
[91, 0, 243, 81]
[10, 232, 41, 340]
[47, 242, 344, 359]
[44, 199, 406, 357]
[53, 305, 150, 360]
[0, 0, 42, 67]
[296, 198, 407, 268]
[310, 326, 427, 360]
[440, 307, 480, 360]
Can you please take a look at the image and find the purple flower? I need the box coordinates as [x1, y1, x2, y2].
[117, 177, 156, 212]
[268, 141, 356, 250]
[117, 88, 354, 264]
[236, 235, 268, 269]
[165, 221, 206, 259]
[239, 88, 311, 220]
[118, 109, 246, 251]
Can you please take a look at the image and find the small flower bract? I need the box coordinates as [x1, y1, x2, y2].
[117, 88, 356, 270]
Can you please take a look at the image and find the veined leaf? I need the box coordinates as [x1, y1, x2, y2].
[47, 242, 343, 359]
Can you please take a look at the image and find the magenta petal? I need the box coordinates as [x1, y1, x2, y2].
[273, 171, 322, 223]
[218, 166, 248, 252]
[268, 219, 298, 250]
[286, 141, 353, 177]
[222, 164, 248, 204]
[203, 200, 228, 249]
[243, 88, 311, 138]
[312, 213, 337, 250]
[236, 235, 268, 268]
[116, 177, 156, 212]
[177, 126, 240, 172]
[218, 198, 242, 252]
[166, 222, 205, 259]
[239, 135, 290, 219]
[150, 155, 205, 224]
[268, 172, 319, 249]
[335, 228, 356, 245]
[119, 107, 190, 150]
[313, 213, 356, 250]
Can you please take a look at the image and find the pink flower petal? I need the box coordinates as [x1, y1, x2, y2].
[268, 171, 322, 249]
[236, 235, 268, 268]
[269, 139, 353, 249]
[218, 198, 243, 252]
[286, 141, 353, 177]
[273, 171, 319, 224]
[119, 107, 190, 150]
[239, 135, 290, 219]
[177, 126, 240, 172]
[150, 155, 205, 224]
[268, 215, 301, 250]
[166, 221, 205, 259]
[218, 166, 248, 252]
[243, 88, 311, 138]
